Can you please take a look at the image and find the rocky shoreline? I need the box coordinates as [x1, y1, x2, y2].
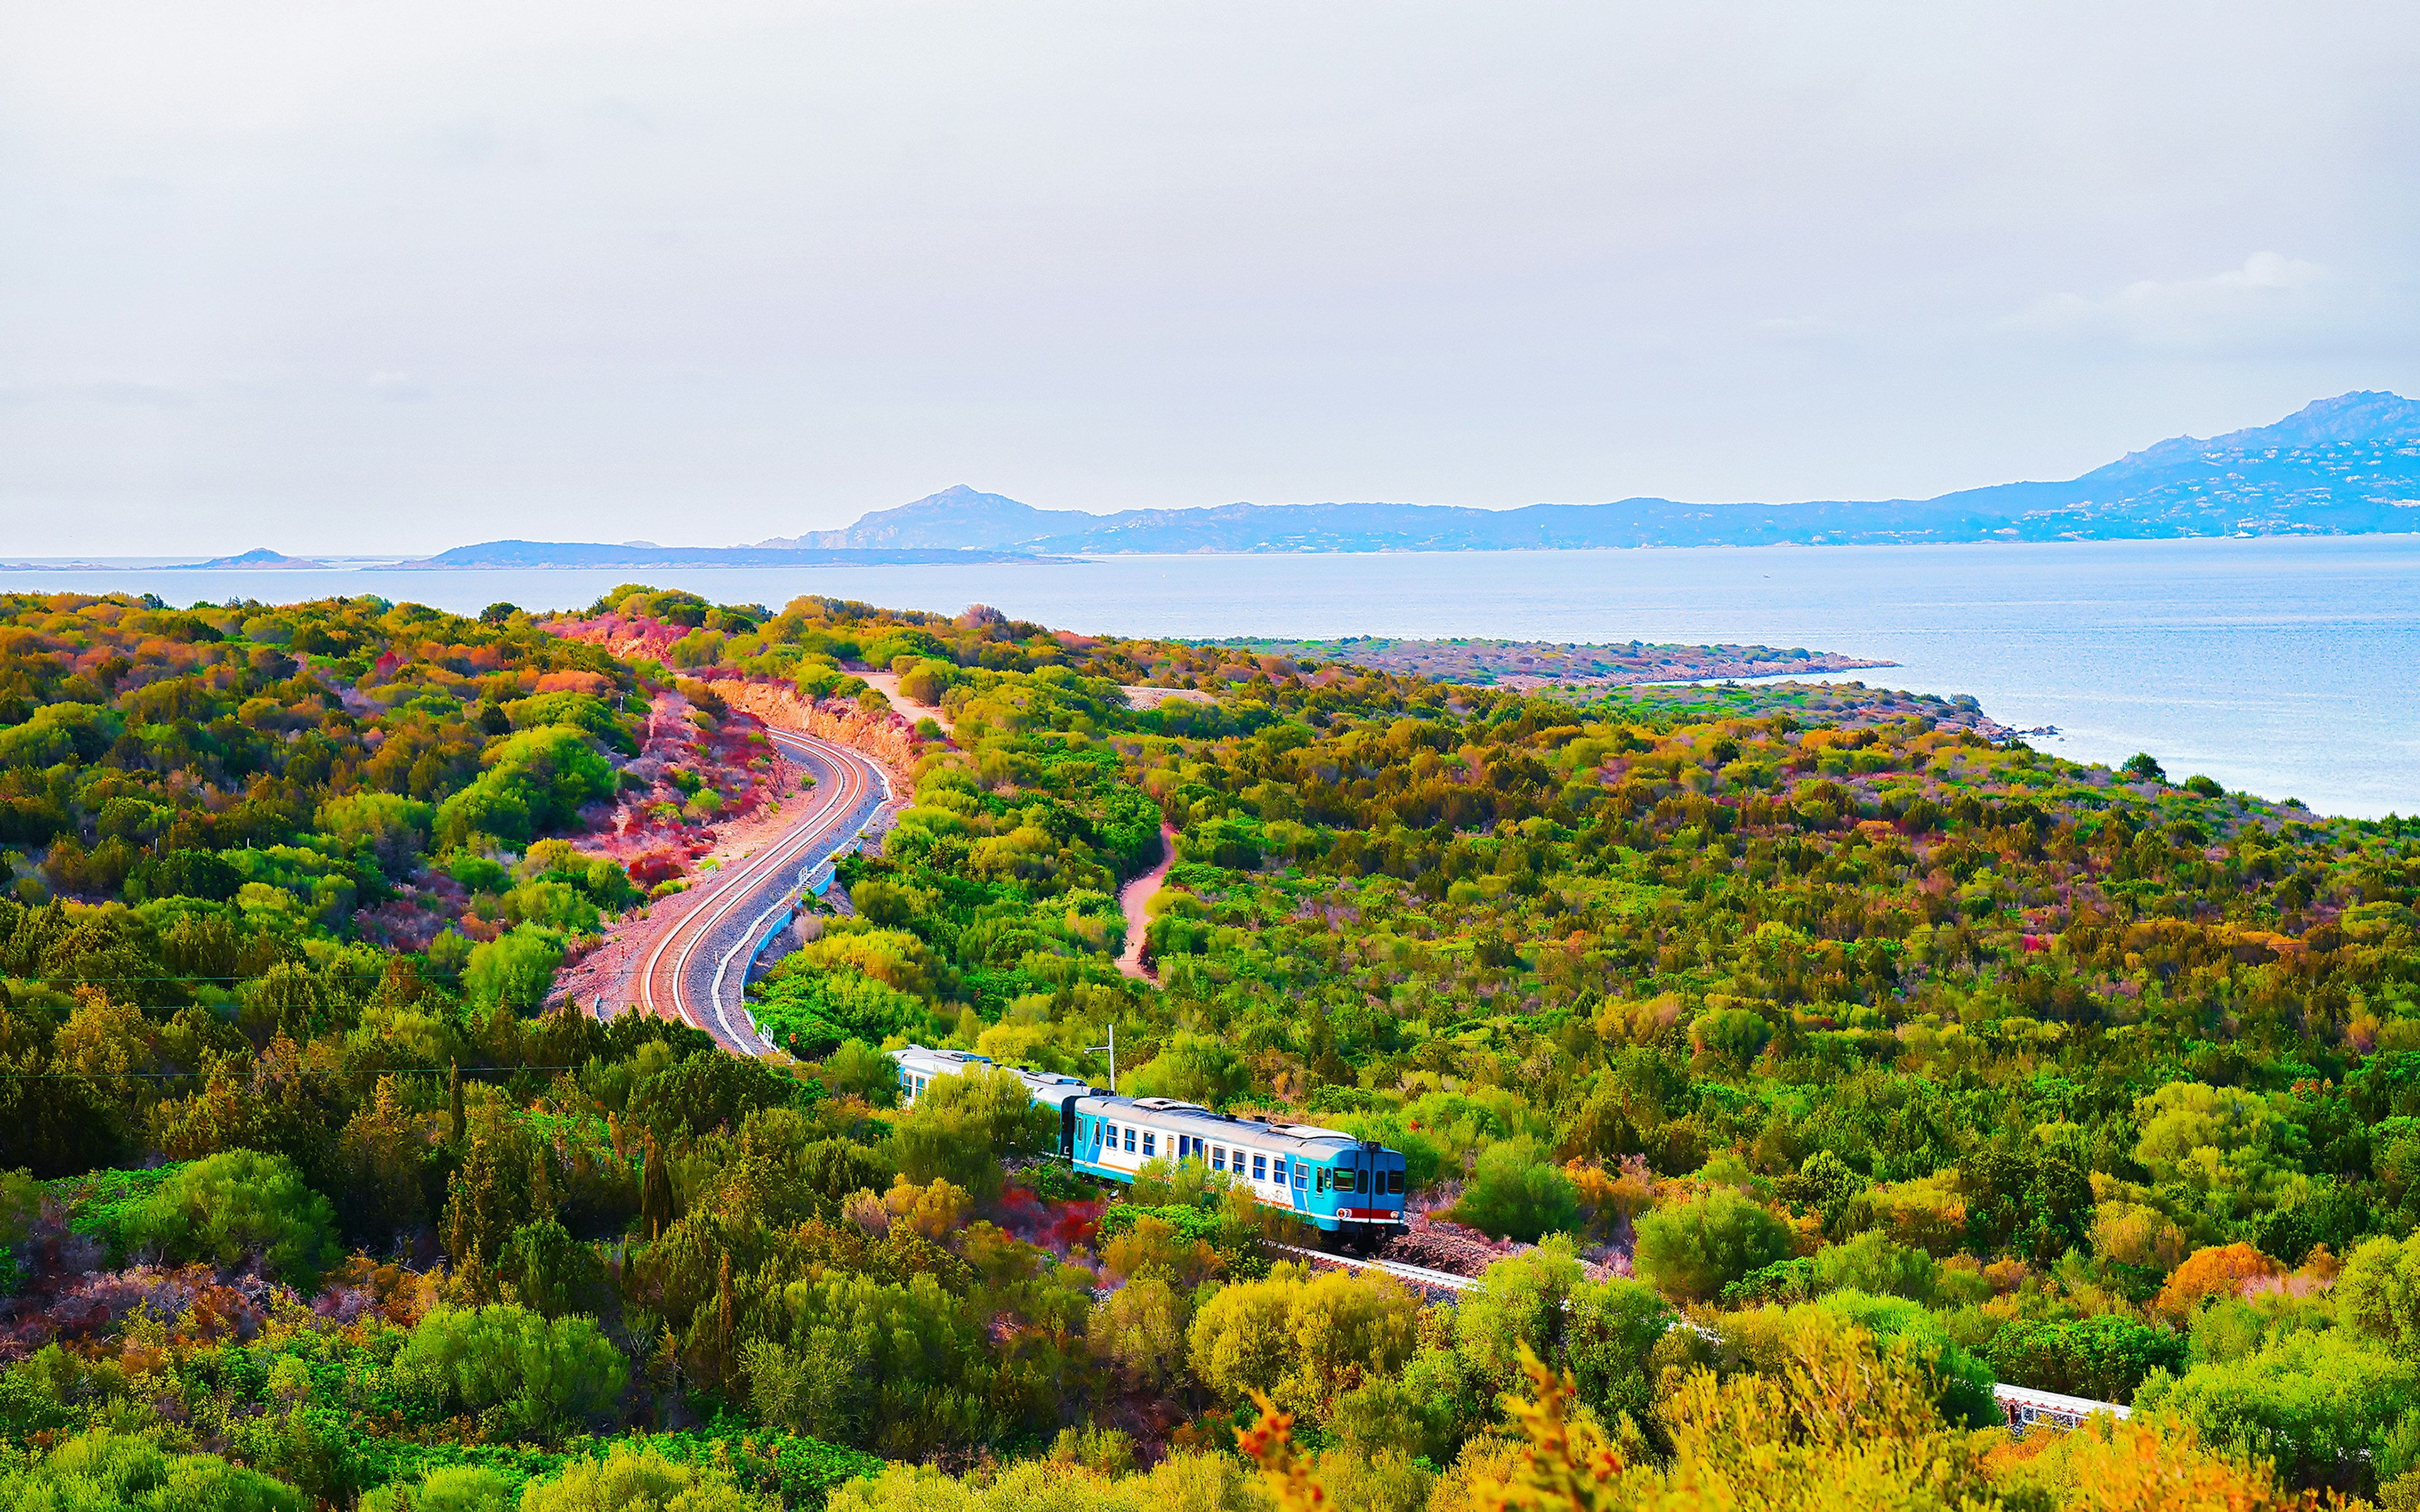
[1214, 635, 1894, 689]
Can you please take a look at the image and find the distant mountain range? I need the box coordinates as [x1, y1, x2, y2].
[758, 390, 2420, 554]
[388, 541, 1051, 570]
[27, 390, 2407, 572]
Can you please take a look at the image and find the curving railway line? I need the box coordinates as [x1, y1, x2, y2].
[631, 727, 891, 1053]
[1267, 1240, 2130, 1432]
[626, 724, 2130, 1439]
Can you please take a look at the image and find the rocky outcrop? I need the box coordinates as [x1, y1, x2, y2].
[707, 680, 919, 772]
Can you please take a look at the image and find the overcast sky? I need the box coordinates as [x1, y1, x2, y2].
[4, 2, 2417, 554]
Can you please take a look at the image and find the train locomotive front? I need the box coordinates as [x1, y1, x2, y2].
[889, 1045, 1406, 1245]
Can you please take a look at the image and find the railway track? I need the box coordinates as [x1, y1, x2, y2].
[1268, 1239, 2128, 1431]
[632, 727, 892, 1052]
[630, 723, 2135, 1440]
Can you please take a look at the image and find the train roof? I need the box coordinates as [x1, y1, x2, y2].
[889, 1045, 1374, 1155]
[889, 1045, 1095, 1100]
[1078, 1092, 1366, 1153]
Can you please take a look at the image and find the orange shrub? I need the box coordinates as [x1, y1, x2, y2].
[2153, 1242, 2281, 1320]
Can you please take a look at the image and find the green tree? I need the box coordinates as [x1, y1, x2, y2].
[499, 1218, 610, 1319]
[2338, 1232, 2420, 1352]
[463, 924, 566, 1014]
[1125, 1033, 1250, 1106]
[2133, 1327, 2420, 1492]
[819, 1040, 902, 1106]
[885, 1064, 1054, 1203]
[2133, 1081, 2305, 1226]
[1811, 1290, 2001, 1429]
[1979, 1314, 2186, 1405]
[631, 1051, 804, 1145]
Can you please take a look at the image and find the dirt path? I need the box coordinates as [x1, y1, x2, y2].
[858, 670, 952, 733]
[1115, 824, 1179, 980]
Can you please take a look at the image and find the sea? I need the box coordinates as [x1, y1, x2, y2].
[4, 535, 2414, 820]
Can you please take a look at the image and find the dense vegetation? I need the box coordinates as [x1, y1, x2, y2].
[0, 585, 2415, 1510]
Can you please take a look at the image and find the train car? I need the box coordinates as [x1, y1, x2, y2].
[888, 1045, 1406, 1244]
[892, 1043, 1096, 1155]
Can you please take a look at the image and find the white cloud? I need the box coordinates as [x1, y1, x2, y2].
[2001, 253, 2339, 352]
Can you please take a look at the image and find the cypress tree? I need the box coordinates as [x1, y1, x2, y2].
[641, 1132, 674, 1240]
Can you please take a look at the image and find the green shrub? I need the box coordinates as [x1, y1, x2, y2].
[884, 1064, 1054, 1204]
[2339, 1232, 2420, 1352]
[122, 1150, 339, 1288]
[0, 1430, 304, 1512]
[1449, 1137, 1581, 1244]
[2134, 1327, 2420, 1491]
[395, 1305, 628, 1440]
[362, 1464, 515, 1512]
[1632, 1186, 1792, 1302]
[1811, 1229, 1939, 1303]
[1981, 1313, 2187, 1405]
[1813, 1290, 2001, 1428]
[521, 1445, 769, 1512]
[630, 1051, 806, 1145]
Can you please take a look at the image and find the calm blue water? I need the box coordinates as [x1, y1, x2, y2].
[4, 536, 2414, 818]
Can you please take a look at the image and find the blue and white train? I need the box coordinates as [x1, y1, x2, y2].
[889, 1045, 1407, 1244]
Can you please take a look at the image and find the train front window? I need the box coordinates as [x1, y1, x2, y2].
[1387, 1169, 1404, 1194]
[1356, 1169, 1369, 1194]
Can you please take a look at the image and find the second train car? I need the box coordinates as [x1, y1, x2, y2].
[889, 1045, 1407, 1244]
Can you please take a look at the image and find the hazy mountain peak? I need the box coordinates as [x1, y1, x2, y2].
[759, 484, 1097, 550]
[2116, 389, 2420, 471]
[2219, 389, 2420, 447]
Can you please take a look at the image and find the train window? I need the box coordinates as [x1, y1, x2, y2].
[1315, 1168, 1329, 1194]
[1212, 1147, 1226, 1171]
[1143, 1133, 1156, 1157]
[1272, 1157, 1287, 1184]
[1293, 1163, 1308, 1190]
[1387, 1170, 1404, 1194]
[1252, 1155, 1266, 1181]
[1124, 1127, 1136, 1153]
[1356, 1169, 1369, 1194]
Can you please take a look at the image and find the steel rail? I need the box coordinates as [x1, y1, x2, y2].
[633, 727, 890, 1051]
[1264, 1239, 2129, 1429]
